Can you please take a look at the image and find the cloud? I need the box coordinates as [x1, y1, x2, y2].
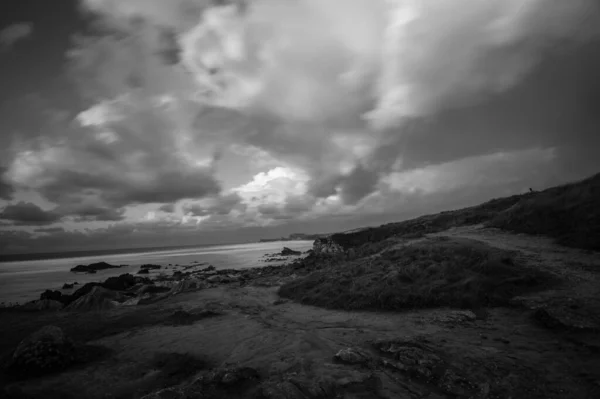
[80, 0, 600, 207]
[158, 203, 176, 213]
[5, 92, 222, 213]
[34, 227, 66, 234]
[0, 167, 15, 200]
[182, 192, 244, 216]
[0, 202, 61, 226]
[0, 22, 33, 49]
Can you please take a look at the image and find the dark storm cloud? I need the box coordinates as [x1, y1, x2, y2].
[0, 202, 61, 225]
[372, 40, 600, 172]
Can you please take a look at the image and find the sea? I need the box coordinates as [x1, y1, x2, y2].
[0, 240, 313, 305]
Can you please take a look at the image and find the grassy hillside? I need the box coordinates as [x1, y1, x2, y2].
[487, 173, 600, 251]
[279, 172, 598, 312]
[326, 172, 600, 252]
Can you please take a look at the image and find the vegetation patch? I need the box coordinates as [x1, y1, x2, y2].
[487, 173, 600, 251]
[279, 238, 555, 311]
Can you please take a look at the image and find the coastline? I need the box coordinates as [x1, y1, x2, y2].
[0, 241, 313, 305]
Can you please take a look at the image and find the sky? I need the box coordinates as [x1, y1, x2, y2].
[1, 0, 599, 254]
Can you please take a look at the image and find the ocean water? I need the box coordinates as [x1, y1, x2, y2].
[0, 241, 313, 305]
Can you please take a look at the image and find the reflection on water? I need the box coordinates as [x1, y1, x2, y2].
[0, 241, 313, 304]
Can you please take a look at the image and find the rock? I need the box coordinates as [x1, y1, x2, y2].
[140, 264, 161, 270]
[69, 282, 103, 304]
[103, 273, 136, 290]
[312, 236, 344, 254]
[261, 380, 306, 399]
[281, 247, 301, 256]
[9, 326, 75, 376]
[62, 283, 74, 289]
[70, 261, 120, 273]
[87, 269, 97, 274]
[165, 309, 222, 325]
[533, 306, 599, 332]
[374, 338, 478, 396]
[19, 299, 63, 312]
[40, 289, 63, 302]
[334, 347, 371, 365]
[137, 268, 150, 274]
[64, 286, 126, 312]
[167, 279, 208, 295]
[204, 265, 216, 272]
[207, 275, 223, 283]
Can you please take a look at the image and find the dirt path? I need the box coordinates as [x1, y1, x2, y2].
[5, 227, 600, 398]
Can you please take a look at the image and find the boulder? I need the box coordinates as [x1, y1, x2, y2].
[281, 247, 301, 256]
[9, 326, 75, 376]
[64, 286, 126, 312]
[333, 347, 371, 365]
[70, 282, 103, 303]
[62, 283, 74, 289]
[137, 268, 150, 274]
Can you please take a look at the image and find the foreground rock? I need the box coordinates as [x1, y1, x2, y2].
[141, 366, 261, 399]
[7, 326, 75, 376]
[70, 261, 122, 273]
[373, 337, 480, 397]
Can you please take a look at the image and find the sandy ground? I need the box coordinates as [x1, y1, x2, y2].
[4, 226, 600, 398]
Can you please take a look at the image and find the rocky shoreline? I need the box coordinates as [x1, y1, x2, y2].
[7, 246, 309, 313]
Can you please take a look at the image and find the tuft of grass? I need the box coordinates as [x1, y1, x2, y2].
[279, 238, 554, 311]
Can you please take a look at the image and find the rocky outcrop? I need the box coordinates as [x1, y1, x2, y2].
[64, 286, 127, 312]
[62, 283, 74, 289]
[141, 366, 261, 399]
[167, 278, 208, 296]
[8, 326, 75, 376]
[70, 261, 121, 273]
[373, 337, 479, 397]
[281, 247, 301, 256]
[103, 273, 134, 290]
[312, 236, 344, 254]
[40, 289, 63, 302]
[140, 264, 161, 270]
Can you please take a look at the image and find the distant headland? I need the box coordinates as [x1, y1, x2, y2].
[258, 233, 326, 243]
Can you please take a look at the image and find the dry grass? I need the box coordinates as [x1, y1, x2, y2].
[279, 238, 554, 311]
